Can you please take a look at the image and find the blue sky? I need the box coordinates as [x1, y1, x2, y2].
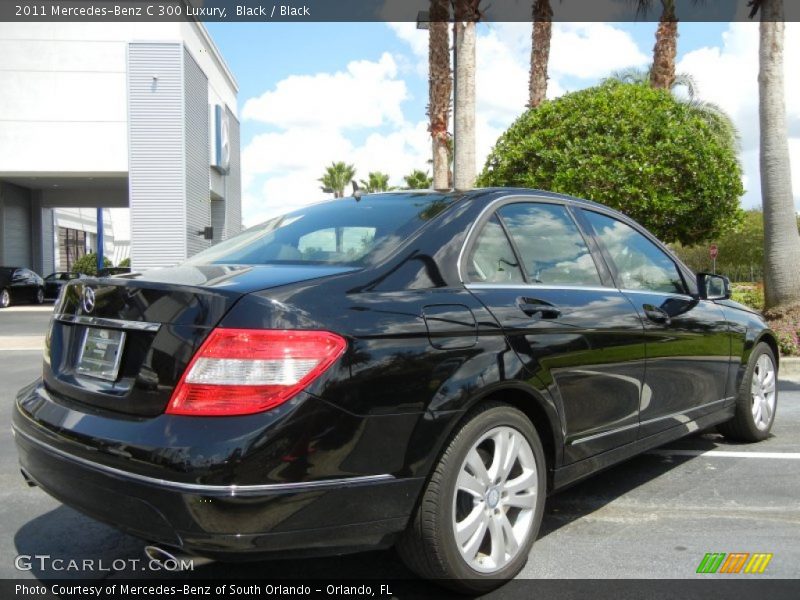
[205, 21, 800, 226]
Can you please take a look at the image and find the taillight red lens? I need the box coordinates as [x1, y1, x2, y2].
[166, 329, 347, 416]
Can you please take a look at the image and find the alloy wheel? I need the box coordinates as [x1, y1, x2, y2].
[0, 289, 9, 308]
[452, 425, 538, 573]
[751, 354, 776, 431]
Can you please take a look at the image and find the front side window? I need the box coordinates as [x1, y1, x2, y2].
[582, 210, 686, 295]
[466, 215, 525, 283]
[497, 203, 602, 286]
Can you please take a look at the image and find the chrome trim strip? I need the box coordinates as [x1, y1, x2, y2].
[570, 397, 733, 446]
[13, 426, 395, 497]
[465, 283, 614, 293]
[55, 314, 161, 333]
[570, 422, 640, 446]
[638, 397, 732, 428]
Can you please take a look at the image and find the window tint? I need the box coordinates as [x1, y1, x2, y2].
[583, 210, 686, 294]
[184, 194, 455, 266]
[297, 227, 377, 261]
[497, 203, 601, 286]
[466, 216, 525, 283]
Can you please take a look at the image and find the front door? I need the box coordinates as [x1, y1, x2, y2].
[580, 209, 731, 438]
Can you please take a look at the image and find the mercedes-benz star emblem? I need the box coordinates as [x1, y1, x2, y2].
[81, 286, 96, 314]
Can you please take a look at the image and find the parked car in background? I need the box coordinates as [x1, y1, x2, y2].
[14, 190, 779, 592]
[44, 272, 83, 300]
[0, 267, 45, 308]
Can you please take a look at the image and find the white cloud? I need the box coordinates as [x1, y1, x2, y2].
[678, 22, 800, 209]
[242, 52, 408, 130]
[239, 49, 436, 226]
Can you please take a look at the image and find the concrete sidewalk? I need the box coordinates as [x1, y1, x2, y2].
[0, 336, 45, 351]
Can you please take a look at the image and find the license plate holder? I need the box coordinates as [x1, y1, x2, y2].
[76, 327, 126, 382]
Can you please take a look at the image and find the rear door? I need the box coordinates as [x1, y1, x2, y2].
[464, 198, 647, 463]
[580, 209, 731, 438]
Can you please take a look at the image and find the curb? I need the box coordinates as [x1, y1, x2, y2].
[780, 357, 800, 378]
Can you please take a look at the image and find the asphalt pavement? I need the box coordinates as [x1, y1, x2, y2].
[1, 306, 798, 591]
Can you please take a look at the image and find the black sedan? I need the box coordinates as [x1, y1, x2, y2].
[13, 190, 778, 592]
[0, 267, 45, 308]
[43, 272, 84, 300]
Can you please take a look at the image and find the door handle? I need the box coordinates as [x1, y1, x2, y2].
[517, 298, 561, 319]
[643, 304, 671, 325]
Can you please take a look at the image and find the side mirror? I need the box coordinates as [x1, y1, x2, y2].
[697, 272, 731, 301]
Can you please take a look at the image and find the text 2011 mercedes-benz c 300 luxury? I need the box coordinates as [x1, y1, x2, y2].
[14, 190, 778, 592]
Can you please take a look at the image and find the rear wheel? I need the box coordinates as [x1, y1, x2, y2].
[718, 342, 777, 442]
[397, 404, 546, 593]
[0, 288, 9, 308]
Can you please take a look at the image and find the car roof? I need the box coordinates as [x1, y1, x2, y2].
[363, 188, 612, 210]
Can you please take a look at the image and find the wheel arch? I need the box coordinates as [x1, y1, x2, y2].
[445, 383, 563, 491]
[754, 330, 780, 371]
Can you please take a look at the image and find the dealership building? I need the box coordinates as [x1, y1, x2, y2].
[0, 21, 241, 274]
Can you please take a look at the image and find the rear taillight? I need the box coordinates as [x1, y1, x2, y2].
[166, 329, 347, 416]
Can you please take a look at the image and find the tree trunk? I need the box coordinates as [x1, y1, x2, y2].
[528, 0, 553, 109]
[429, 0, 452, 191]
[650, 0, 678, 90]
[454, 1, 479, 191]
[760, 0, 800, 310]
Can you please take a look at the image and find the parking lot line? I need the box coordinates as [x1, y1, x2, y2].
[649, 449, 800, 459]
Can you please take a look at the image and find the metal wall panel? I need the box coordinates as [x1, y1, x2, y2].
[225, 108, 242, 238]
[127, 43, 186, 271]
[184, 48, 211, 257]
[1, 183, 32, 268]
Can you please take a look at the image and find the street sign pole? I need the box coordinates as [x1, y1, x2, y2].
[709, 244, 718, 274]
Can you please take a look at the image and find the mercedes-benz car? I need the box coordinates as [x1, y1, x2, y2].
[0, 267, 45, 308]
[13, 189, 778, 592]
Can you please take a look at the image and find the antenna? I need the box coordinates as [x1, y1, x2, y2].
[352, 180, 364, 201]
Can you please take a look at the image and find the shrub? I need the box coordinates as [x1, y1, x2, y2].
[118, 257, 131, 268]
[72, 253, 112, 276]
[731, 283, 765, 312]
[478, 81, 744, 245]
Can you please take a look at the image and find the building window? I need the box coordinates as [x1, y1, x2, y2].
[58, 227, 87, 271]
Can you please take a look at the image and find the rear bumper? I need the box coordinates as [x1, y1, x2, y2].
[13, 382, 422, 558]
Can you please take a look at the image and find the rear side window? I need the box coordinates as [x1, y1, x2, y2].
[497, 203, 602, 286]
[185, 194, 455, 266]
[466, 216, 525, 283]
[582, 210, 686, 294]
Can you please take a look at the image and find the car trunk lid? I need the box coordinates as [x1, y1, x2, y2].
[44, 264, 358, 417]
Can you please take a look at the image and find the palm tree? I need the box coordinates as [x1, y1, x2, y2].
[318, 162, 356, 198]
[528, 0, 554, 109]
[403, 169, 433, 190]
[633, 0, 696, 90]
[359, 171, 392, 193]
[750, 0, 800, 310]
[428, 0, 452, 190]
[605, 67, 740, 154]
[453, 0, 480, 190]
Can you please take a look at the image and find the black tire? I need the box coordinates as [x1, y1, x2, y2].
[0, 288, 9, 309]
[35, 288, 45, 304]
[718, 342, 778, 442]
[396, 403, 546, 594]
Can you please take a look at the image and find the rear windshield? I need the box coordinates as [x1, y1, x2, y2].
[185, 193, 455, 267]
